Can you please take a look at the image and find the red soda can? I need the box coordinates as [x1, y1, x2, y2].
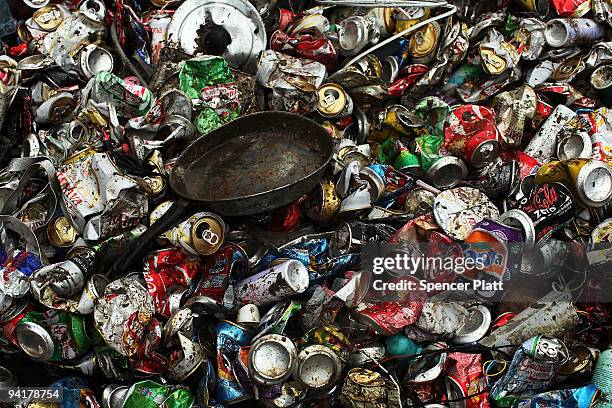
[445, 352, 490, 408]
[270, 30, 338, 69]
[0, 300, 33, 352]
[443, 105, 502, 168]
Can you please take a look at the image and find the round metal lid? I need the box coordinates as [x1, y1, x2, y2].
[297, 345, 342, 388]
[16, 322, 55, 361]
[167, 0, 266, 72]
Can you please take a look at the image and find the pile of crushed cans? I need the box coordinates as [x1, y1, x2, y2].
[0, 0, 612, 407]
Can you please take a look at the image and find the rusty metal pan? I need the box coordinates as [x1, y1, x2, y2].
[170, 111, 334, 216]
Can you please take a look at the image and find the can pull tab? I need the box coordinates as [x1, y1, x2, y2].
[320, 90, 340, 109]
[198, 227, 219, 246]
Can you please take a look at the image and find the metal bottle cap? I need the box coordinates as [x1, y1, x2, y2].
[471, 140, 502, 169]
[426, 156, 468, 189]
[317, 83, 349, 118]
[47, 216, 78, 247]
[499, 209, 536, 250]
[576, 160, 612, 207]
[16, 322, 55, 361]
[451, 305, 491, 344]
[191, 213, 226, 255]
[296, 345, 342, 389]
[248, 334, 298, 385]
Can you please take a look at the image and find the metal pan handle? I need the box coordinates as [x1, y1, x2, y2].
[111, 198, 192, 274]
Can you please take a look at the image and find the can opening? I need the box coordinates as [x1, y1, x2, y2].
[431, 162, 463, 189]
[253, 342, 292, 379]
[300, 353, 335, 387]
[284, 261, 309, 294]
[591, 65, 612, 90]
[321, 88, 341, 108]
[87, 47, 113, 75]
[560, 134, 588, 160]
[545, 20, 568, 48]
[194, 221, 220, 246]
[584, 166, 612, 204]
[339, 19, 363, 52]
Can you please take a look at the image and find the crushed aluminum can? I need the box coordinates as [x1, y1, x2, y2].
[35, 92, 77, 125]
[450, 305, 492, 345]
[304, 179, 341, 224]
[236, 304, 260, 327]
[592, 347, 612, 398]
[56, 149, 148, 241]
[233, 259, 309, 307]
[16, 310, 90, 362]
[524, 104, 576, 163]
[445, 352, 489, 408]
[409, 21, 441, 65]
[490, 336, 567, 405]
[545, 18, 605, 47]
[216, 320, 253, 404]
[341, 368, 401, 408]
[551, 0, 592, 17]
[316, 83, 353, 119]
[248, 334, 297, 385]
[270, 31, 338, 70]
[256, 50, 327, 113]
[295, 344, 342, 389]
[480, 291, 576, 353]
[492, 85, 537, 149]
[145, 11, 173, 65]
[591, 131, 612, 166]
[46, 216, 77, 248]
[166, 0, 266, 72]
[349, 344, 386, 366]
[443, 104, 502, 168]
[403, 342, 447, 404]
[354, 301, 424, 336]
[91, 72, 153, 118]
[79, 44, 113, 80]
[433, 187, 500, 241]
[557, 129, 593, 161]
[330, 221, 396, 257]
[337, 16, 380, 57]
[93, 278, 158, 357]
[591, 65, 612, 106]
[514, 383, 601, 408]
[536, 159, 612, 208]
[500, 183, 575, 249]
[167, 332, 207, 383]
